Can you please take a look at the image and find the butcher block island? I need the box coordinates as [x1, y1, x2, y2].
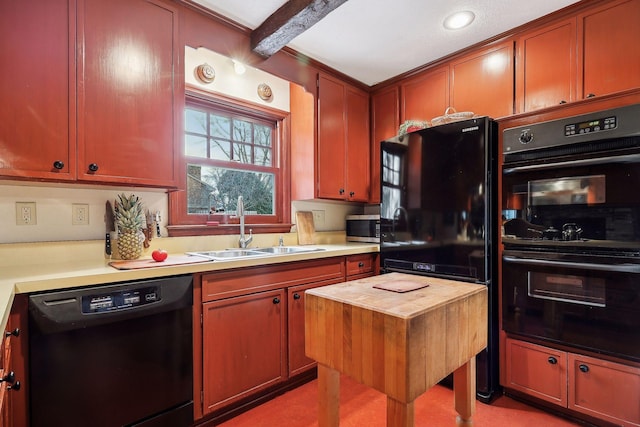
[305, 272, 488, 426]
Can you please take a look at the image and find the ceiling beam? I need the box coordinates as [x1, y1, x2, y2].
[250, 0, 348, 58]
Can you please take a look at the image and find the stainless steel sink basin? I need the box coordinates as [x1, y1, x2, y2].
[186, 249, 265, 260]
[253, 246, 326, 254]
[186, 246, 325, 260]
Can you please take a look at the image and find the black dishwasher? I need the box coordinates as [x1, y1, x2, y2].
[28, 275, 193, 427]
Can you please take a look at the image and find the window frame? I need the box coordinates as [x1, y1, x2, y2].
[168, 89, 292, 237]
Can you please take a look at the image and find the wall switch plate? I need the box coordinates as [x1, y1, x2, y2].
[312, 210, 325, 226]
[72, 203, 90, 225]
[16, 202, 37, 225]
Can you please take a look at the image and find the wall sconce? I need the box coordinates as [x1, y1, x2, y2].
[232, 60, 246, 75]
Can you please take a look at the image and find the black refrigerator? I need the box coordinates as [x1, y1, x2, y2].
[379, 116, 499, 403]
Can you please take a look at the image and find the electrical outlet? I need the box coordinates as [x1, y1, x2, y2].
[72, 203, 90, 225]
[16, 202, 37, 225]
[312, 210, 325, 226]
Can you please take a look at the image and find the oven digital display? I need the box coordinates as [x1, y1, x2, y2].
[564, 115, 617, 136]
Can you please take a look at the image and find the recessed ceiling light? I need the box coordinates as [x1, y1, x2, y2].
[443, 11, 475, 30]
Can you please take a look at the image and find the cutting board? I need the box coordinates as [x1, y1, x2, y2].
[296, 211, 315, 245]
[109, 255, 210, 270]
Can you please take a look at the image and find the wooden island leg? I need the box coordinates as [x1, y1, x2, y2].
[387, 397, 414, 427]
[453, 357, 476, 426]
[318, 364, 340, 427]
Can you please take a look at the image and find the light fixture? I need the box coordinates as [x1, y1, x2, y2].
[232, 59, 246, 75]
[443, 11, 475, 30]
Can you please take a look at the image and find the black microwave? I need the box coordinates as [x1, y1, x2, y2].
[346, 215, 380, 243]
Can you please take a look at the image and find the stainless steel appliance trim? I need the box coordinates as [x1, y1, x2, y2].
[503, 152, 640, 174]
[503, 255, 640, 273]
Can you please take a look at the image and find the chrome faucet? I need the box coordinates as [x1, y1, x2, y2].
[237, 195, 253, 248]
[392, 206, 409, 239]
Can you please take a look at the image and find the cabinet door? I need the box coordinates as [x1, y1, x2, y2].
[450, 41, 514, 119]
[317, 73, 347, 199]
[370, 86, 399, 204]
[400, 65, 449, 123]
[0, 0, 75, 180]
[569, 353, 640, 426]
[505, 338, 567, 406]
[345, 86, 370, 202]
[77, 0, 178, 187]
[516, 18, 577, 113]
[202, 289, 286, 414]
[578, 0, 640, 99]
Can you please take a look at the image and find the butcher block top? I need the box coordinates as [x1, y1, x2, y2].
[305, 272, 488, 403]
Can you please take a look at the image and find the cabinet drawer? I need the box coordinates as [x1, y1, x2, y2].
[505, 338, 567, 406]
[202, 257, 345, 302]
[346, 254, 375, 278]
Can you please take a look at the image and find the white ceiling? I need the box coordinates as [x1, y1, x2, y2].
[192, 0, 580, 86]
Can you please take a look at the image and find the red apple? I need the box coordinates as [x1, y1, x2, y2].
[152, 249, 168, 262]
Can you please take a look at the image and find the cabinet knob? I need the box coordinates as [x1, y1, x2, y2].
[5, 328, 19, 338]
[559, 100, 567, 104]
[579, 364, 589, 373]
[88, 163, 99, 172]
[547, 356, 557, 365]
[7, 381, 20, 391]
[0, 371, 15, 384]
[53, 160, 65, 170]
[586, 93, 596, 98]
[339, 188, 345, 195]
[293, 293, 301, 300]
[358, 262, 364, 267]
[273, 297, 280, 304]
[349, 191, 355, 197]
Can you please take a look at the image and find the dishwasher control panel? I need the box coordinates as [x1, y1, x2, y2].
[82, 286, 160, 313]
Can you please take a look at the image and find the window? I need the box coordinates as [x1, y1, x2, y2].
[168, 93, 291, 236]
[381, 148, 403, 220]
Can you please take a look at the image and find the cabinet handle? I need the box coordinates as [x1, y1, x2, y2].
[358, 262, 364, 267]
[547, 356, 557, 365]
[349, 191, 355, 197]
[88, 163, 99, 172]
[7, 381, 20, 391]
[293, 293, 301, 300]
[273, 297, 280, 304]
[586, 93, 596, 98]
[339, 188, 345, 195]
[559, 100, 567, 104]
[0, 371, 15, 384]
[5, 328, 19, 338]
[579, 364, 589, 373]
[53, 160, 65, 170]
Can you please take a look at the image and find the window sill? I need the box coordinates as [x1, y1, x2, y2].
[167, 223, 293, 237]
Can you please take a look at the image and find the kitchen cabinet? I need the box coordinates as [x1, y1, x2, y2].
[0, 0, 75, 181]
[317, 73, 370, 202]
[0, 300, 24, 427]
[345, 253, 377, 281]
[400, 65, 450, 123]
[578, 0, 640, 100]
[370, 86, 400, 204]
[198, 257, 345, 417]
[76, 0, 179, 187]
[505, 337, 640, 426]
[516, 18, 577, 112]
[450, 41, 515, 119]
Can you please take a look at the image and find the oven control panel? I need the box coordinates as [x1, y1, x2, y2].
[564, 115, 617, 136]
[82, 286, 160, 313]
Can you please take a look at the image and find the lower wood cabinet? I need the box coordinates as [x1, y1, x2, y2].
[505, 337, 640, 426]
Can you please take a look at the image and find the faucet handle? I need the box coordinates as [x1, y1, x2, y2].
[278, 235, 284, 246]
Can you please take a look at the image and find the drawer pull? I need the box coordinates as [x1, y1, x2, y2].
[547, 356, 557, 365]
[579, 364, 589, 373]
[358, 262, 364, 267]
[5, 328, 19, 338]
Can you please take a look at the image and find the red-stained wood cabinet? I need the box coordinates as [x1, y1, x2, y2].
[0, 0, 76, 181]
[370, 86, 399, 204]
[505, 337, 640, 427]
[400, 65, 450, 123]
[450, 40, 515, 119]
[0, 0, 179, 188]
[317, 73, 370, 202]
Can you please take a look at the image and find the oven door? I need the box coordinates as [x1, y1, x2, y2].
[502, 250, 640, 362]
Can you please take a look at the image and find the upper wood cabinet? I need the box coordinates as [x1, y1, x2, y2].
[400, 65, 450, 123]
[450, 40, 515, 119]
[578, 0, 640, 99]
[370, 86, 399, 204]
[317, 73, 370, 202]
[516, 18, 577, 112]
[0, 0, 76, 181]
[77, 0, 179, 187]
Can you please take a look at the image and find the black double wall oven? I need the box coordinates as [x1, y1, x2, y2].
[502, 103, 640, 363]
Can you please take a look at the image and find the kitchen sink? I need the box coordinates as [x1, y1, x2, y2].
[253, 246, 326, 255]
[186, 246, 325, 260]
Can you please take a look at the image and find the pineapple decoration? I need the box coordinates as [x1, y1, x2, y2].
[114, 193, 146, 260]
